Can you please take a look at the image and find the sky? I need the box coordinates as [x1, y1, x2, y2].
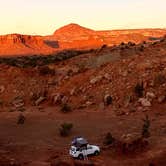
[0, 0, 166, 35]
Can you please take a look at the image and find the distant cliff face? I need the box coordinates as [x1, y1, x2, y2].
[98, 29, 166, 36]
[52, 24, 166, 48]
[0, 24, 166, 56]
[0, 34, 45, 45]
[0, 34, 56, 56]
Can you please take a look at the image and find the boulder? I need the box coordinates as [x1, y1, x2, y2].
[90, 75, 103, 84]
[53, 93, 68, 105]
[0, 85, 5, 93]
[146, 92, 156, 100]
[53, 93, 63, 104]
[104, 73, 111, 81]
[138, 98, 151, 107]
[70, 88, 76, 96]
[61, 96, 69, 104]
[158, 95, 166, 103]
[35, 96, 46, 106]
[12, 97, 24, 108]
[85, 101, 94, 106]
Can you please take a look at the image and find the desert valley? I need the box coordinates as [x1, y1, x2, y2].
[0, 23, 166, 166]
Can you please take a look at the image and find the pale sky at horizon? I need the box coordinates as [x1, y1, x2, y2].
[0, 0, 166, 35]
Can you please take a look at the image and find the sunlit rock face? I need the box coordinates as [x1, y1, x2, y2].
[0, 24, 166, 56]
[0, 34, 56, 56]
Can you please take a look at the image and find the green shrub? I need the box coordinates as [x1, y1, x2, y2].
[104, 95, 113, 106]
[101, 44, 107, 50]
[59, 123, 73, 137]
[0, 99, 3, 106]
[128, 41, 136, 46]
[103, 132, 115, 145]
[142, 115, 150, 138]
[60, 103, 71, 113]
[139, 45, 144, 51]
[17, 114, 25, 125]
[134, 82, 144, 97]
[120, 42, 125, 46]
[38, 66, 55, 75]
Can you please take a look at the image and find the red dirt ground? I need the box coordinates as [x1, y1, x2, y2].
[0, 108, 165, 166]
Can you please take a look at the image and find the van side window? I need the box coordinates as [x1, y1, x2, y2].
[87, 146, 92, 149]
[76, 148, 80, 151]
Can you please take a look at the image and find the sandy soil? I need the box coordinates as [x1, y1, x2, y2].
[0, 107, 165, 166]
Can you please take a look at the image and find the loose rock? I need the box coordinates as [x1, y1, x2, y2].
[70, 88, 76, 96]
[0, 85, 5, 93]
[138, 98, 151, 107]
[35, 96, 46, 106]
[146, 92, 156, 100]
[90, 75, 103, 84]
[12, 97, 24, 108]
[158, 95, 166, 103]
[104, 73, 111, 81]
[53, 93, 63, 104]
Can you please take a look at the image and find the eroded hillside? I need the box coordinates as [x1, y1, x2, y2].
[0, 37, 166, 112]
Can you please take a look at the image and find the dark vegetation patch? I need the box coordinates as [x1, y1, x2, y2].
[134, 82, 144, 97]
[59, 122, 73, 137]
[60, 103, 72, 113]
[0, 49, 93, 68]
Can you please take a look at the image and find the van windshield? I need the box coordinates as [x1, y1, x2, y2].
[71, 147, 76, 152]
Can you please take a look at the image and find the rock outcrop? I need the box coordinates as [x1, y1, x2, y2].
[0, 34, 56, 56]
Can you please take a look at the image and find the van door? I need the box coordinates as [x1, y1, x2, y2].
[86, 145, 93, 155]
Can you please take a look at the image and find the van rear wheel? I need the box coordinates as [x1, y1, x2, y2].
[94, 150, 99, 156]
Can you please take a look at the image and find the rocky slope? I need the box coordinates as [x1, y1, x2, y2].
[0, 36, 166, 112]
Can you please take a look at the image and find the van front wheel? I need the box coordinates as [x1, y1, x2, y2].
[78, 154, 84, 160]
